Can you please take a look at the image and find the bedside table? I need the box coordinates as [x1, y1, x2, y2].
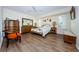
[51, 27, 56, 34]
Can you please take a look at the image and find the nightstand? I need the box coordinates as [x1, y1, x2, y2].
[51, 27, 56, 34]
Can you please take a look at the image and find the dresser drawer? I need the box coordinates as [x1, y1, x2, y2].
[64, 35, 76, 44]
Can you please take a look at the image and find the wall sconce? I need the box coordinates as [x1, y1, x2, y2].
[70, 6, 75, 20]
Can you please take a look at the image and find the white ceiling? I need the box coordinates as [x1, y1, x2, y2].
[3, 6, 71, 17]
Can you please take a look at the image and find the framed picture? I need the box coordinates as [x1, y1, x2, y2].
[49, 19, 51, 22]
[70, 6, 75, 20]
[43, 19, 46, 22]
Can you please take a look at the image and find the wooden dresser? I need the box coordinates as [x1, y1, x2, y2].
[4, 20, 19, 33]
[64, 31, 76, 44]
[22, 25, 32, 33]
[64, 35, 76, 44]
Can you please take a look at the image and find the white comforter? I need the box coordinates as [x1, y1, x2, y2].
[31, 25, 51, 37]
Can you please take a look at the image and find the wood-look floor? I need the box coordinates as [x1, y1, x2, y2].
[0, 33, 77, 52]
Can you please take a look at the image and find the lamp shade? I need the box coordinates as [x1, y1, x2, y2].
[52, 21, 56, 27]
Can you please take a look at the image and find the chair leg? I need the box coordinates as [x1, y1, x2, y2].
[6, 39, 9, 48]
[19, 38, 21, 43]
[18, 36, 21, 43]
[19, 37, 21, 43]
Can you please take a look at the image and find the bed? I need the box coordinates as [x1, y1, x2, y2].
[31, 24, 51, 37]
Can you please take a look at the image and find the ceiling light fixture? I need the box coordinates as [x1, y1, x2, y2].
[32, 6, 37, 12]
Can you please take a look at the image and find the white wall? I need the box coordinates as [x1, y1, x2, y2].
[39, 7, 71, 18]
[3, 8, 36, 33]
[38, 13, 71, 34]
[71, 7, 79, 50]
[0, 7, 3, 48]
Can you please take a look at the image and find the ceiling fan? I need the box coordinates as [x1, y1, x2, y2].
[31, 6, 43, 12]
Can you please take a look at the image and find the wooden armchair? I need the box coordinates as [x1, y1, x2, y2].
[6, 32, 21, 48]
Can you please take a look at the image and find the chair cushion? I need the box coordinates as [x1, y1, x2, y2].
[7, 33, 17, 39]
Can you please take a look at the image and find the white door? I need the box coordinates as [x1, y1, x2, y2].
[0, 7, 3, 48]
[0, 18, 3, 48]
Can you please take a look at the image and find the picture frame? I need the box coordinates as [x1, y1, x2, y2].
[49, 19, 51, 22]
[43, 19, 46, 22]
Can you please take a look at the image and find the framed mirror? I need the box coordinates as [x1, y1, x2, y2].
[70, 6, 75, 20]
[22, 18, 33, 26]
